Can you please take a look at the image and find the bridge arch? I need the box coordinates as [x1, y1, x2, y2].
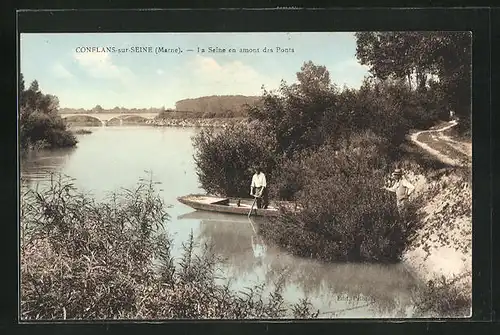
[62, 114, 105, 126]
[107, 114, 149, 125]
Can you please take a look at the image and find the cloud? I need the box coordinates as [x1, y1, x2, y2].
[330, 59, 370, 88]
[73, 51, 134, 82]
[185, 55, 278, 96]
[156, 69, 164, 75]
[51, 63, 74, 79]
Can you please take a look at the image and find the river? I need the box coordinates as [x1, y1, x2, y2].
[20, 126, 422, 318]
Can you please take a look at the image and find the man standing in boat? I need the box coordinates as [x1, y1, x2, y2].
[250, 165, 268, 209]
[382, 168, 415, 215]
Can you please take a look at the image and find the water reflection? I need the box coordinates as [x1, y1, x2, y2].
[20, 126, 422, 318]
[20, 146, 78, 187]
[181, 210, 420, 318]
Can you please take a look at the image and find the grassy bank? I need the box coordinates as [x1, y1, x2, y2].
[20, 173, 318, 320]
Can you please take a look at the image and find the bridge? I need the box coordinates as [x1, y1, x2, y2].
[59, 112, 158, 126]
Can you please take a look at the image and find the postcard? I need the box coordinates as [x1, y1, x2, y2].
[19, 29, 472, 320]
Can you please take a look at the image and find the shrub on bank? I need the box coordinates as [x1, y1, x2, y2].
[20, 173, 317, 319]
[20, 111, 77, 150]
[411, 272, 472, 318]
[192, 122, 279, 198]
[19, 76, 77, 151]
[260, 133, 423, 263]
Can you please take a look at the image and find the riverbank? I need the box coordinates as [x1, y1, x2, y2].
[400, 123, 472, 316]
[145, 117, 247, 128]
[402, 169, 471, 279]
[21, 126, 423, 319]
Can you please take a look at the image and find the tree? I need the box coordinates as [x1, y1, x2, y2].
[295, 61, 332, 95]
[248, 61, 340, 157]
[40, 94, 60, 114]
[355, 31, 471, 130]
[355, 32, 437, 90]
[19, 73, 25, 95]
[92, 105, 104, 113]
[19, 74, 77, 151]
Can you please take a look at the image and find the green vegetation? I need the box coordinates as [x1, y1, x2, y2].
[355, 31, 471, 134]
[20, 31, 471, 318]
[175, 95, 260, 118]
[192, 32, 471, 263]
[411, 272, 472, 317]
[19, 74, 77, 152]
[193, 123, 278, 198]
[72, 129, 93, 135]
[60, 95, 260, 120]
[20, 174, 317, 319]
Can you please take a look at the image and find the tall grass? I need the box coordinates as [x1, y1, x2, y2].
[20, 173, 317, 320]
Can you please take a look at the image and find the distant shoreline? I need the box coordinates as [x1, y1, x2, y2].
[65, 117, 248, 128]
[146, 117, 247, 128]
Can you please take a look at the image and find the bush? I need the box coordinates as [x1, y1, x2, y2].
[192, 122, 279, 197]
[20, 173, 317, 319]
[411, 272, 472, 317]
[352, 79, 445, 151]
[19, 77, 78, 151]
[21, 111, 77, 149]
[260, 133, 423, 263]
[248, 79, 340, 158]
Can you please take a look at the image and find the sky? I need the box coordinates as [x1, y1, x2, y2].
[20, 32, 370, 109]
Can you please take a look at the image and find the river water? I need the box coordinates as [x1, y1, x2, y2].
[20, 126, 421, 318]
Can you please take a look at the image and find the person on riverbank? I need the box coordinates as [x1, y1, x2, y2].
[250, 165, 268, 209]
[383, 168, 415, 215]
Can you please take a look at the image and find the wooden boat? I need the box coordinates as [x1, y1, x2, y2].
[178, 210, 251, 222]
[177, 194, 298, 217]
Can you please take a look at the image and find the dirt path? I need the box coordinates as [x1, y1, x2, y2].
[409, 120, 471, 167]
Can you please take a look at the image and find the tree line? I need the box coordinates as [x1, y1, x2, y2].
[60, 95, 261, 119]
[355, 31, 471, 132]
[175, 95, 261, 118]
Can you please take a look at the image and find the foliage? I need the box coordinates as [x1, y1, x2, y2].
[355, 31, 471, 132]
[248, 61, 342, 158]
[260, 134, 424, 263]
[192, 122, 279, 197]
[20, 173, 317, 319]
[411, 273, 472, 318]
[193, 33, 470, 266]
[19, 74, 77, 151]
[247, 59, 446, 162]
[352, 78, 444, 151]
[175, 95, 261, 117]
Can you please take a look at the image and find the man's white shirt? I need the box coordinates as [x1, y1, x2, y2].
[251, 172, 267, 188]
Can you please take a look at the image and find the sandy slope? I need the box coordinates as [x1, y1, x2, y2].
[403, 121, 472, 290]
